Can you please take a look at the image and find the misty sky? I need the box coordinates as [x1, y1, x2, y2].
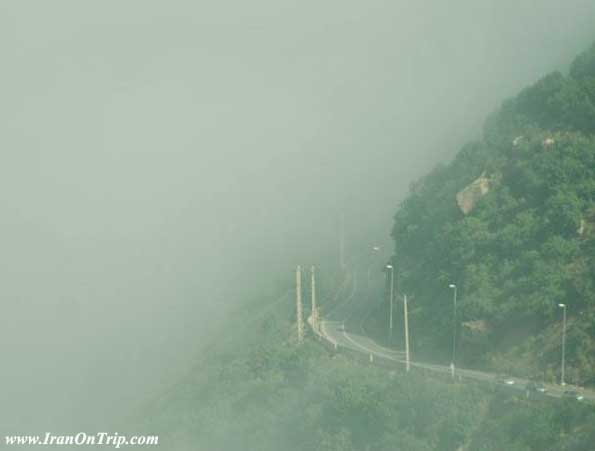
[2, 0, 595, 432]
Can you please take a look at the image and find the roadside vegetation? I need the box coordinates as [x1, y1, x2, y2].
[136, 43, 595, 450]
[134, 285, 595, 450]
[389, 43, 595, 386]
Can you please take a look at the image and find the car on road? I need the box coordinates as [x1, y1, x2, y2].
[563, 390, 584, 401]
[495, 375, 516, 386]
[525, 381, 547, 393]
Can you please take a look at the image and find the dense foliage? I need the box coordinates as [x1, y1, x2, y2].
[136, 43, 595, 451]
[390, 43, 595, 383]
[134, 288, 595, 451]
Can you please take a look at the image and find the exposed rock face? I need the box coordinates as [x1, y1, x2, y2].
[456, 174, 491, 215]
[462, 319, 490, 334]
[512, 135, 524, 147]
[578, 215, 595, 238]
[578, 218, 586, 236]
[461, 319, 492, 347]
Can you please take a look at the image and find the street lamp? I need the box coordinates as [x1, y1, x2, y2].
[403, 294, 410, 372]
[367, 246, 381, 287]
[449, 283, 457, 378]
[386, 264, 394, 344]
[558, 303, 567, 386]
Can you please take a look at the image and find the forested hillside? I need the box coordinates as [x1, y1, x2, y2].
[134, 43, 595, 451]
[390, 43, 595, 383]
[133, 286, 595, 451]
[134, 293, 483, 450]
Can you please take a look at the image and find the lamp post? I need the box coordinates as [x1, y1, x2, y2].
[449, 283, 457, 378]
[558, 303, 567, 386]
[367, 246, 381, 288]
[403, 294, 410, 372]
[386, 264, 394, 344]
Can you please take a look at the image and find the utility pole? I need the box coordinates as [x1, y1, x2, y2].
[386, 265, 394, 344]
[558, 303, 567, 386]
[339, 213, 345, 270]
[403, 294, 410, 372]
[449, 284, 457, 378]
[296, 266, 303, 344]
[311, 265, 318, 332]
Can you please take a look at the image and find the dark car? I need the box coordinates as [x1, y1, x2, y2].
[563, 390, 584, 401]
[526, 382, 547, 393]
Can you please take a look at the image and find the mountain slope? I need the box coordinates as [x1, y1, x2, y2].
[132, 42, 595, 451]
[390, 43, 595, 384]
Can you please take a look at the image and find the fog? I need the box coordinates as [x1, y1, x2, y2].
[1, 0, 595, 434]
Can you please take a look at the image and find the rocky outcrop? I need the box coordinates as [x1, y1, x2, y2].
[456, 174, 491, 215]
[462, 319, 491, 334]
[512, 135, 524, 147]
[578, 218, 586, 236]
[578, 214, 595, 238]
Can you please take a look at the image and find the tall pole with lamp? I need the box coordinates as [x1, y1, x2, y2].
[386, 264, 394, 344]
[449, 283, 457, 378]
[558, 303, 567, 386]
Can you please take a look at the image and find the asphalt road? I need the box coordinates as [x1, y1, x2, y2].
[317, 268, 595, 404]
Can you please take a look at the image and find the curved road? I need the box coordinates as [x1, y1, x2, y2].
[318, 267, 595, 403]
